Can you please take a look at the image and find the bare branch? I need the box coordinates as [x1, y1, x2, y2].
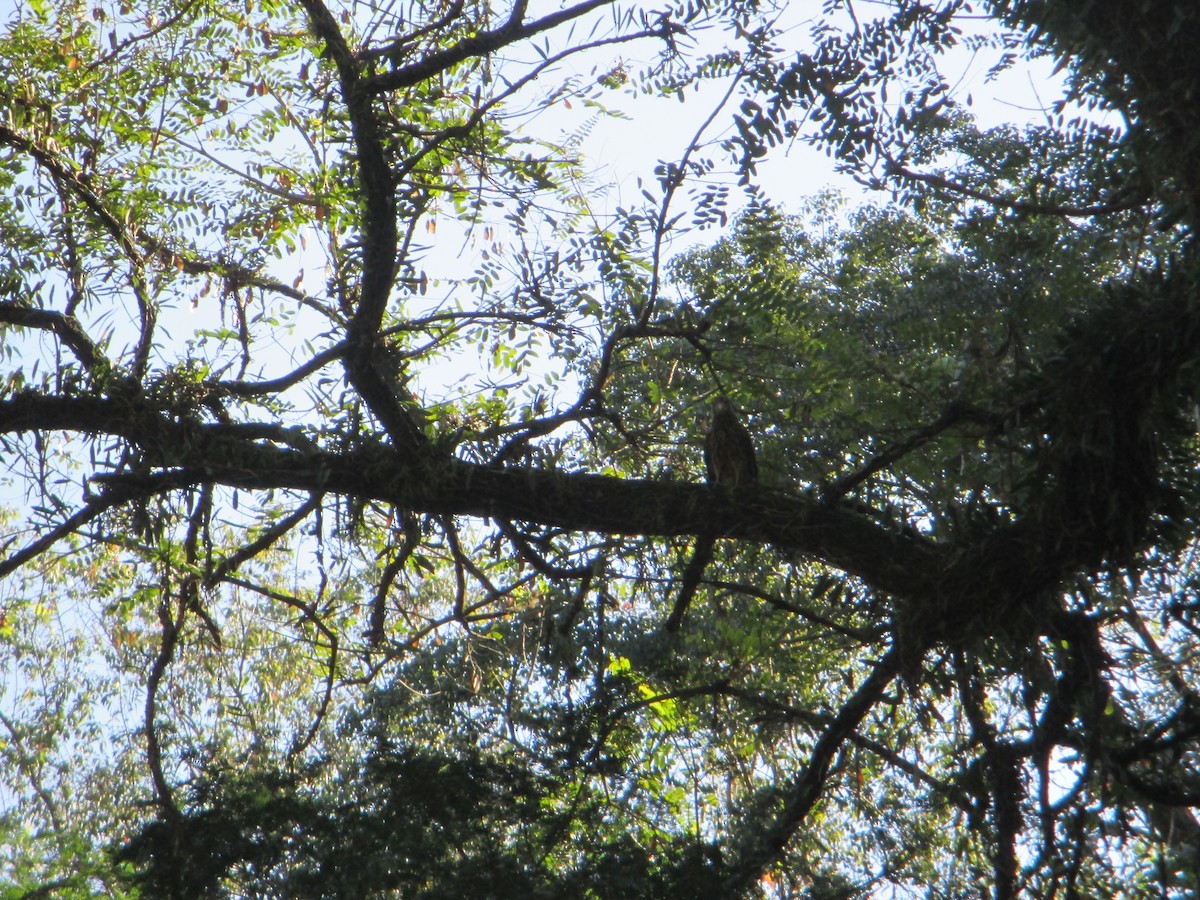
[218, 573, 341, 759]
[0, 478, 165, 580]
[709, 578, 885, 643]
[206, 494, 323, 588]
[497, 517, 593, 580]
[827, 399, 1006, 500]
[367, 510, 421, 644]
[217, 343, 346, 399]
[0, 301, 107, 373]
[146, 591, 184, 822]
[363, 0, 620, 94]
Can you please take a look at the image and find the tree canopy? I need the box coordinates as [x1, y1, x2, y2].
[2, 0, 1200, 897]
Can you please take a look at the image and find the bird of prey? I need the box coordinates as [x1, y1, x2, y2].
[666, 396, 758, 632]
[704, 396, 758, 487]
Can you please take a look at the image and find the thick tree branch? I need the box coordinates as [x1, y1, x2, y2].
[4, 260, 1197, 643]
[300, 0, 430, 454]
[720, 644, 908, 893]
[0, 391, 944, 602]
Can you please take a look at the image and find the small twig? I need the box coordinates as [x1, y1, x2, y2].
[497, 518, 592, 580]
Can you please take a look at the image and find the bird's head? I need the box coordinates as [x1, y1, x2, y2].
[711, 396, 733, 415]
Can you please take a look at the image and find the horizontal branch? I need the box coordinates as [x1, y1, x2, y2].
[0, 391, 945, 603]
[7, 255, 1192, 636]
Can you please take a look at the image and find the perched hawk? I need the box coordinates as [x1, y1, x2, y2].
[666, 396, 758, 632]
[704, 396, 758, 486]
